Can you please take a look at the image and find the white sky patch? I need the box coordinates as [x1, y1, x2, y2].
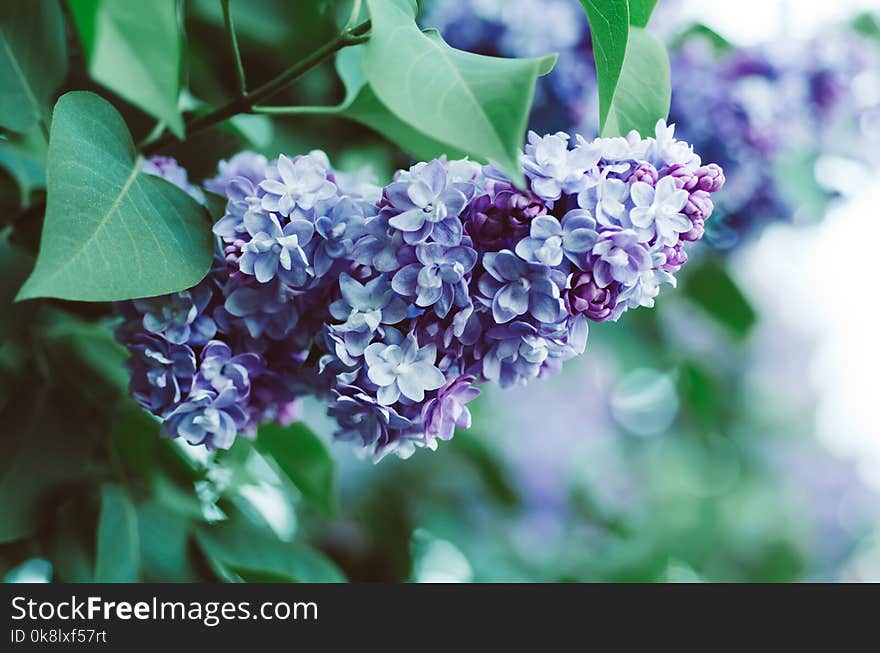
[675, 0, 879, 45]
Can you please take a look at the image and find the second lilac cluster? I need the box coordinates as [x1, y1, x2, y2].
[118, 122, 722, 460]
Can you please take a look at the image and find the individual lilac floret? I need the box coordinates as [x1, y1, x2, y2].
[391, 244, 477, 318]
[478, 250, 564, 324]
[143, 156, 206, 204]
[329, 382, 413, 453]
[329, 273, 408, 357]
[364, 335, 445, 405]
[629, 176, 691, 246]
[238, 212, 314, 286]
[313, 197, 368, 276]
[126, 334, 196, 417]
[133, 284, 216, 346]
[213, 177, 261, 243]
[480, 321, 550, 388]
[352, 212, 413, 272]
[521, 131, 599, 203]
[467, 180, 547, 250]
[259, 154, 337, 216]
[204, 151, 269, 194]
[193, 341, 262, 400]
[564, 270, 618, 322]
[591, 228, 652, 288]
[384, 160, 470, 245]
[515, 210, 597, 269]
[163, 388, 247, 450]
[578, 175, 630, 228]
[222, 279, 299, 340]
[421, 375, 480, 441]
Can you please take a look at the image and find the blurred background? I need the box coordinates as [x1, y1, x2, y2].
[2, 0, 879, 583]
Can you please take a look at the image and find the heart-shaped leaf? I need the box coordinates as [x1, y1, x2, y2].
[0, 0, 67, 134]
[579, 0, 630, 134]
[601, 27, 670, 137]
[334, 45, 471, 161]
[363, 0, 555, 180]
[17, 92, 214, 302]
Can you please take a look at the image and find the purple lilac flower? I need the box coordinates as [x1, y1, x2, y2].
[126, 334, 196, 417]
[132, 284, 216, 346]
[119, 123, 723, 457]
[237, 212, 314, 286]
[313, 197, 368, 276]
[328, 273, 408, 357]
[193, 340, 262, 400]
[391, 244, 477, 318]
[466, 180, 547, 250]
[204, 151, 269, 194]
[421, 375, 480, 441]
[163, 388, 248, 450]
[143, 156, 205, 204]
[384, 160, 471, 245]
[591, 228, 652, 288]
[478, 250, 564, 324]
[564, 270, 618, 322]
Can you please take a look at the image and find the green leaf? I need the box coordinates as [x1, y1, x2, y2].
[258, 422, 337, 516]
[601, 27, 670, 137]
[363, 0, 555, 180]
[579, 0, 629, 134]
[137, 500, 195, 581]
[0, 0, 67, 134]
[683, 258, 757, 340]
[197, 521, 345, 582]
[95, 484, 139, 582]
[17, 92, 213, 302]
[0, 384, 92, 543]
[628, 0, 658, 27]
[69, 0, 184, 137]
[334, 46, 470, 161]
[0, 141, 45, 206]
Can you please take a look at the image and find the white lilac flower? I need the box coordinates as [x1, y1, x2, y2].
[364, 335, 445, 405]
[259, 154, 337, 216]
[515, 210, 597, 269]
[521, 131, 600, 203]
[629, 176, 691, 246]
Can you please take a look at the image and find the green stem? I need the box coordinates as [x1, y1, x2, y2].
[220, 0, 247, 96]
[143, 20, 370, 155]
[251, 105, 341, 115]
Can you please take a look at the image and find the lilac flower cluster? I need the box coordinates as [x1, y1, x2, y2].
[118, 122, 722, 460]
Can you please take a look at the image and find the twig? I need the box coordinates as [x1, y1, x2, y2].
[142, 20, 370, 154]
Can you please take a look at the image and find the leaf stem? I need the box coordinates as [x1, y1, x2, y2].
[220, 0, 247, 96]
[142, 20, 370, 155]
